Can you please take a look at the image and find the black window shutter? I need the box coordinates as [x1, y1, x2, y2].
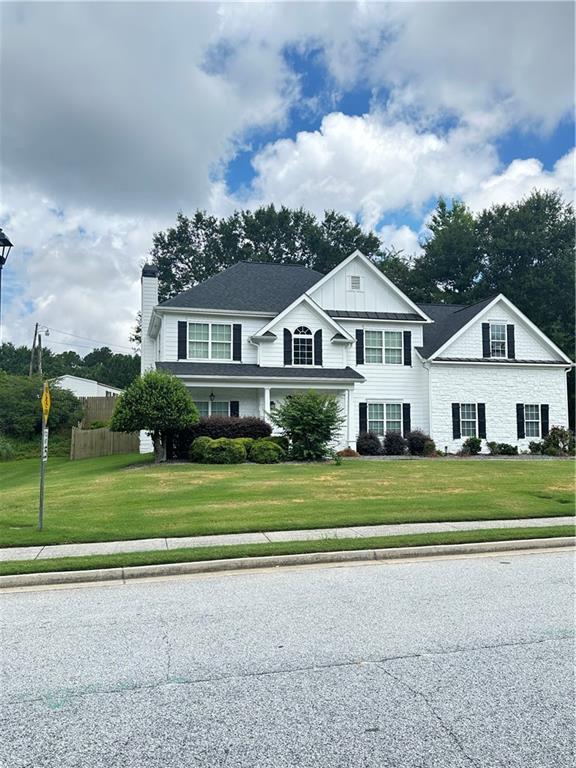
[452, 403, 461, 439]
[402, 403, 411, 435]
[232, 324, 242, 361]
[478, 403, 486, 439]
[283, 329, 292, 366]
[506, 325, 515, 359]
[359, 403, 367, 434]
[482, 323, 490, 358]
[177, 321, 187, 360]
[516, 403, 525, 439]
[230, 401, 239, 417]
[314, 329, 323, 366]
[403, 331, 412, 366]
[541, 404, 549, 437]
[355, 329, 364, 365]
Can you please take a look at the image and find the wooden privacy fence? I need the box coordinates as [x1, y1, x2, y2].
[79, 396, 119, 428]
[70, 427, 139, 460]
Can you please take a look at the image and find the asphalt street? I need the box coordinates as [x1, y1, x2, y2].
[1, 550, 574, 767]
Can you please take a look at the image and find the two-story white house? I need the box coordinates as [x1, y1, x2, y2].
[140, 251, 572, 453]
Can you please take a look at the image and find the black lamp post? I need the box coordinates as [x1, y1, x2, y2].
[0, 228, 14, 341]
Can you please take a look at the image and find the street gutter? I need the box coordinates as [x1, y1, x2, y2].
[0, 537, 573, 590]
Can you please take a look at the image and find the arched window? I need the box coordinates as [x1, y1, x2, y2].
[293, 326, 313, 365]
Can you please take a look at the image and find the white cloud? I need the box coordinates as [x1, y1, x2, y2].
[378, 224, 423, 257]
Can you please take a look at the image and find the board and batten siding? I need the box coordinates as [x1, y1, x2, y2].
[429, 363, 569, 453]
[307, 257, 416, 314]
[444, 300, 557, 360]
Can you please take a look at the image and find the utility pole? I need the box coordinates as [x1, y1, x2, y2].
[37, 332, 43, 378]
[29, 322, 39, 376]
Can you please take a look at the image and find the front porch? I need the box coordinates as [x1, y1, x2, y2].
[184, 383, 356, 448]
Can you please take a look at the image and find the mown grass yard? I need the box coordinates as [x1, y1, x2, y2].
[0, 454, 573, 547]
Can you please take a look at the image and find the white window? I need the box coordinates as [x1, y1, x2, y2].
[348, 275, 362, 291]
[293, 326, 313, 366]
[368, 402, 403, 437]
[365, 331, 383, 363]
[490, 323, 507, 358]
[384, 331, 403, 364]
[195, 401, 229, 417]
[524, 404, 540, 438]
[188, 323, 231, 360]
[460, 403, 477, 437]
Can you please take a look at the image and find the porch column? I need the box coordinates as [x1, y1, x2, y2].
[263, 387, 271, 419]
[346, 390, 351, 445]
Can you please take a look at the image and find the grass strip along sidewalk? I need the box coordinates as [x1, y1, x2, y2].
[1, 526, 572, 578]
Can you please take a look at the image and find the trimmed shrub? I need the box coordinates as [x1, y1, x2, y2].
[270, 390, 344, 461]
[235, 437, 255, 452]
[249, 439, 285, 464]
[543, 426, 575, 455]
[189, 416, 272, 441]
[487, 442, 518, 456]
[190, 436, 214, 462]
[0, 433, 15, 461]
[543, 444, 560, 456]
[461, 436, 482, 455]
[337, 446, 359, 457]
[406, 430, 434, 456]
[204, 438, 246, 464]
[383, 431, 408, 456]
[528, 440, 543, 455]
[422, 439, 436, 457]
[356, 431, 382, 456]
[267, 435, 290, 452]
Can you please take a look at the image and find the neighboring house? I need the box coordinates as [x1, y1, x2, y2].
[52, 375, 123, 398]
[140, 251, 573, 453]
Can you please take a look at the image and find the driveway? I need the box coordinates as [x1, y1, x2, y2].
[1, 550, 574, 767]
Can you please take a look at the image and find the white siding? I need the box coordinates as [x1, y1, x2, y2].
[430, 363, 569, 453]
[260, 302, 347, 368]
[443, 300, 558, 360]
[141, 274, 158, 374]
[161, 313, 266, 364]
[55, 376, 122, 397]
[308, 257, 417, 313]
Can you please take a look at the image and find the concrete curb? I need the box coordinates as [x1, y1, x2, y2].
[0, 537, 573, 590]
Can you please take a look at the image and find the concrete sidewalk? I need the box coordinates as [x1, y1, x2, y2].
[1, 516, 573, 562]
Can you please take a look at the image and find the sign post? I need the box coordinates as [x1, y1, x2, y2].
[38, 381, 51, 531]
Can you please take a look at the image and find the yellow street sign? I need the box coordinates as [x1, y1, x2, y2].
[41, 382, 51, 420]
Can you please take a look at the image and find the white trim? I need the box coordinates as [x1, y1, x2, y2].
[255, 294, 354, 341]
[430, 360, 570, 368]
[155, 306, 274, 318]
[174, 374, 359, 386]
[307, 250, 433, 322]
[429, 294, 573, 363]
[329, 315, 428, 324]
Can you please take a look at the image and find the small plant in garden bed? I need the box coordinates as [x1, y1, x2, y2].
[460, 437, 482, 455]
[487, 442, 518, 456]
[356, 431, 382, 455]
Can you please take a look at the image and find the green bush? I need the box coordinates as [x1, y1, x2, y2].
[0, 433, 15, 461]
[487, 442, 518, 456]
[190, 436, 214, 462]
[89, 420, 109, 430]
[266, 435, 290, 452]
[528, 440, 543, 454]
[406, 430, 434, 456]
[461, 436, 482, 455]
[543, 444, 560, 456]
[356, 432, 382, 455]
[235, 437, 255, 452]
[270, 390, 344, 461]
[542, 426, 575, 455]
[204, 437, 246, 464]
[422, 439, 436, 457]
[249, 439, 285, 464]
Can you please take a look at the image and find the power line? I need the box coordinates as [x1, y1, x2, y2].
[43, 326, 135, 352]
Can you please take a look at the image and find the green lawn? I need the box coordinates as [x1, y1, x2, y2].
[0, 454, 573, 548]
[0, 526, 572, 577]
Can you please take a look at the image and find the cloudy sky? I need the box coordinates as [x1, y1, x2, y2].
[1, 1, 574, 354]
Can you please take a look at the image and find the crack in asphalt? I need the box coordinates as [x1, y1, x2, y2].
[6, 633, 572, 709]
[377, 662, 481, 768]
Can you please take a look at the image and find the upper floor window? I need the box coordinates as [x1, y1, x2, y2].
[348, 275, 362, 291]
[188, 323, 231, 360]
[363, 330, 403, 364]
[365, 331, 383, 363]
[293, 326, 313, 366]
[384, 331, 403, 364]
[490, 323, 507, 358]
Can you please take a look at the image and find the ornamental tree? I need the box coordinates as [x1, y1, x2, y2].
[110, 371, 198, 462]
[270, 390, 344, 461]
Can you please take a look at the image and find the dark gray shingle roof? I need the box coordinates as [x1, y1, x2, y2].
[157, 362, 364, 381]
[416, 297, 497, 358]
[159, 262, 323, 313]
